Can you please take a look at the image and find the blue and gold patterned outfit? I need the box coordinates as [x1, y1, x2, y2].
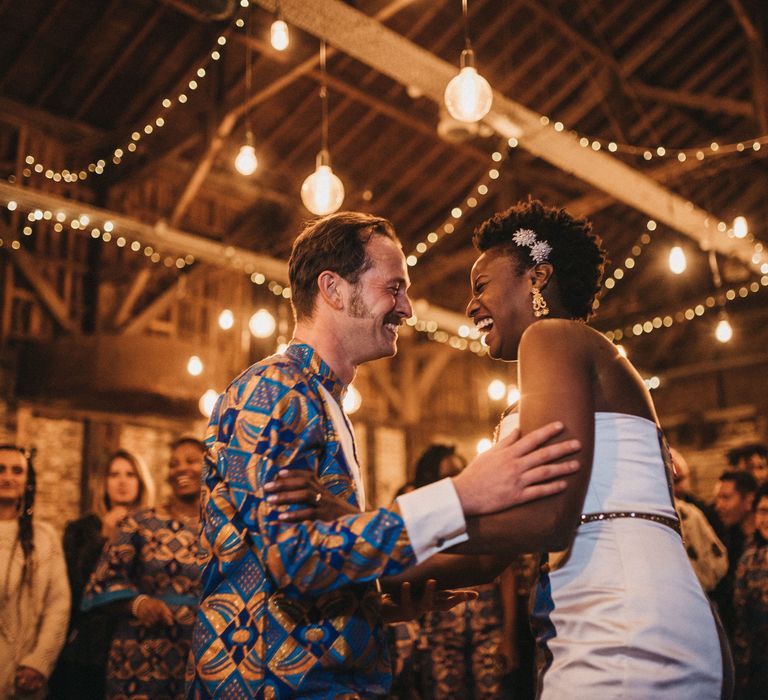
[187, 342, 418, 699]
[733, 534, 768, 698]
[82, 507, 202, 700]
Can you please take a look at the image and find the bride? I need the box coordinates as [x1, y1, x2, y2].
[456, 198, 731, 698]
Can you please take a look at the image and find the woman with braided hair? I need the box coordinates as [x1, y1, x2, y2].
[0, 445, 70, 698]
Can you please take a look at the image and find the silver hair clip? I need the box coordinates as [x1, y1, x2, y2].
[512, 228, 552, 264]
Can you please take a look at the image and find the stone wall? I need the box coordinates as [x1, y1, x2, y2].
[3, 400, 205, 533]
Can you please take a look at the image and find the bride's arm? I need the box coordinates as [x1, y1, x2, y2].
[381, 552, 512, 592]
[454, 320, 596, 555]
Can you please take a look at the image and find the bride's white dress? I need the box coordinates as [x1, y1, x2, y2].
[500, 412, 728, 699]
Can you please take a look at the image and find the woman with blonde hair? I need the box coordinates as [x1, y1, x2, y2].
[49, 448, 155, 699]
[83, 437, 203, 699]
[0, 445, 70, 699]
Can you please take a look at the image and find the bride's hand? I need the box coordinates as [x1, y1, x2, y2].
[452, 421, 581, 516]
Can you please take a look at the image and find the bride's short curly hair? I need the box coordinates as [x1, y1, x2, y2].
[473, 198, 607, 320]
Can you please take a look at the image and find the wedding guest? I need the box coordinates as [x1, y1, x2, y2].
[82, 438, 203, 699]
[733, 483, 768, 698]
[0, 445, 69, 699]
[49, 449, 154, 698]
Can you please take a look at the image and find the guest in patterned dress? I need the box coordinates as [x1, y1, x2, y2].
[733, 483, 768, 698]
[82, 437, 204, 700]
[49, 448, 155, 699]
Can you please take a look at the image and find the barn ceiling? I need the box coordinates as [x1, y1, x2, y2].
[1, 0, 767, 378]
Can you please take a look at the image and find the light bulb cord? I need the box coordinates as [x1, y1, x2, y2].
[462, 0, 471, 50]
[244, 2, 253, 139]
[320, 40, 329, 155]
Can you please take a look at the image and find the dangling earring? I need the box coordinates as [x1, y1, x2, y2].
[531, 287, 549, 317]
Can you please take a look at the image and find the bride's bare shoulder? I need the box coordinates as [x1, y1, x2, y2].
[520, 318, 594, 351]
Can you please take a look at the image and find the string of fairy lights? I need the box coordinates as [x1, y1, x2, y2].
[5, 0, 768, 369]
[18, 2, 254, 183]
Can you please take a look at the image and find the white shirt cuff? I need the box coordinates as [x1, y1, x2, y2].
[396, 478, 468, 563]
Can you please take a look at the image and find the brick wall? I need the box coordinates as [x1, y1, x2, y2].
[15, 405, 84, 530]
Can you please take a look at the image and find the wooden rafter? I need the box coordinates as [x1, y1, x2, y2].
[727, 0, 768, 130]
[75, 6, 166, 119]
[121, 265, 208, 335]
[628, 82, 752, 119]
[7, 247, 78, 334]
[0, 96, 100, 142]
[114, 268, 152, 328]
[0, 182, 475, 334]
[35, 0, 121, 108]
[0, 0, 69, 92]
[249, 0, 759, 269]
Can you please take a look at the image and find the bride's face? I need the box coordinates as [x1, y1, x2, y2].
[467, 249, 535, 361]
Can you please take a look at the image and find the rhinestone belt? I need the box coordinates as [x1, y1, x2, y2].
[579, 510, 681, 536]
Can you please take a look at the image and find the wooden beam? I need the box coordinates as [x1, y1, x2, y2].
[121, 266, 208, 335]
[0, 182, 288, 282]
[0, 182, 474, 336]
[75, 6, 166, 119]
[0, 96, 101, 142]
[415, 346, 453, 398]
[35, 0, 121, 107]
[8, 248, 78, 334]
[257, 0, 765, 274]
[367, 362, 401, 414]
[628, 81, 753, 118]
[727, 0, 768, 130]
[114, 268, 152, 328]
[0, 0, 69, 92]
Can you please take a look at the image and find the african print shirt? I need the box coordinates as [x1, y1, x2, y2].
[187, 342, 417, 699]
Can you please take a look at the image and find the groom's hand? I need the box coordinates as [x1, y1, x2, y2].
[452, 422, 580, 516]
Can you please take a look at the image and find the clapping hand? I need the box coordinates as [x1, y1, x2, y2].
[133, 596, 175, 627]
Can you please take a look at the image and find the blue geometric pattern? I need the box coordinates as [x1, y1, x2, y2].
[187, 342, 416, 698]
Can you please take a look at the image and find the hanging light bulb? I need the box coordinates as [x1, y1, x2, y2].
[343, 385, 362, 414]
[301, 149, 345, 215]
[733, 215, 748, 239]
[270, 0, 289, 51]
[668, 246, 687, 274]
[302, 41, 345, 215]
[235, 135, 258, 175]
[249, 308, 276, 338]
[235, 2, 258, 176]
[270, 19, 289, 50]
[218, 308, 235, 330]
[444, 0, 493, 123]
[715, 313, 733, 343]
[507, 385, 520, 405]
[199, 389, 219, 418]
[444, 49, 493, 123]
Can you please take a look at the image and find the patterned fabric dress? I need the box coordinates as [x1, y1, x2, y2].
[82, 507, 202, 700]
[422, 582, 505, 700]
[733, 536, 768, 698]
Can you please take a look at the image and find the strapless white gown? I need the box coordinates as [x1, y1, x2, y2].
[500, 412, 728, 699]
